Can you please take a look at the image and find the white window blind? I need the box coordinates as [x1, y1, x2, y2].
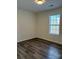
[49, 14, 60, 35]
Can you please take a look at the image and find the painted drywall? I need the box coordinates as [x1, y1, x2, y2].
[17, 9, 36, 42]
[17, 8, 62, 44]
[36, 8, 62, 44]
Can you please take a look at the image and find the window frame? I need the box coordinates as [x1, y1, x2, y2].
[49, 14, 61, 35]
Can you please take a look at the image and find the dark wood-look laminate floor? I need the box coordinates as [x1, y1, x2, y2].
[17, 38, 62, 59]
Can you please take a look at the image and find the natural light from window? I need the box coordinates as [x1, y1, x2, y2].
[49, 14, 60, 35]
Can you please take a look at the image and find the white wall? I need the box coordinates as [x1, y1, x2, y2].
[17, 9, 36, 42]
[17, 8, 62, 44]
[36, 8, 62, 44]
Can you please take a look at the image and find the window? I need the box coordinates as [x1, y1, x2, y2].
[49, 14, 60, 35]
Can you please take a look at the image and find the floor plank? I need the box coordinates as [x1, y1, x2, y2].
[17, 38, 62, 59]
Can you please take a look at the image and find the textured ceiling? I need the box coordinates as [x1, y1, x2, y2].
[17, 0, 62, 12]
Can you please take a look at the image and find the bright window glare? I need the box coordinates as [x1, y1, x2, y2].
[49, 14, 60, 35]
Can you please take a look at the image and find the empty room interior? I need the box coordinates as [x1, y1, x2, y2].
[17, 0, 62, 59]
